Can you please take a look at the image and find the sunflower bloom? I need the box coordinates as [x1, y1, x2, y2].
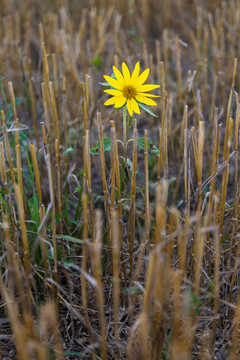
[103, 62, 160, 116]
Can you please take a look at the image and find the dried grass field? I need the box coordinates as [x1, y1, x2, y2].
[0, 0, 240, 359]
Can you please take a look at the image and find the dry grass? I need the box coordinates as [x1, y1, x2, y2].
[0, 0, 240, 358]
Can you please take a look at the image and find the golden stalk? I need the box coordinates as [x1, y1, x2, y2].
[211, 206, 220, 353]
[1, 110, 15, 185]
[45, 149, 58, 297]
[83, 97, 88, 133]
[169, 270, 189, 360]
[219, 118, 233, 231]
[62, 77, 68, 151]
[150, 246, 169, 360]
[173, 105, 188, 201]
[184, 128, 189, 211]
[28, 59, 39, 152]
[97, 111, 108, 209]
[193, 215, 205, 297]
[39, 302, 63, 360]
[210, 74, 218, 126]
[8, 82, 19, 146]
[230, 283, 240, 359]
[160, 61, 165, 96]
[39, 204, 48, 272]
[128, 126, 138, 278]
[52, 53, 59, 98]
[191, 121, 205, 206]
[40, 27, 50, 87]
[84, 130, 95, 241]
[208, 108, 221, 212]
[155, 181, 168, 246]
[85, 74, 90, 116]
[16, 144, 23, 198]
[144, 129, 150, 253]
[110, 122, 116, 213]
[163, 29, 169, 87]
[110, 120, 127, 288]
[111, 210, 120, 356]
[158, 91, 167, 181]
[29, 143, 42, 204]
[49, 82, 60, 143]
[41, 82, 51, 138]
[81, 193, 96, 359]
[55, 138, 64, 256]
[14, 184, 30, 277]
[176, 35, 182, 109]
[168, 208, 180, 273]
[155, 40, 161, 86]
[234, 94, 239, 218]
[179, 214, 187, 276]
[0, 273, 32, 360]
[0, 141, 9, 194]
[91, 210, 107, 359]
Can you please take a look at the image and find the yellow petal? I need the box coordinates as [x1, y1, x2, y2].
[104, 89, 123, 96]
[115, 96, 127, 108]
[135, 68, 149, 87]
[122, 62, 131, 85]
[127, 99, 133, 116]
[131, 98, 140, 114]
[130, 62, 140, 85]
[113, 66, 125, 87]
[104, 96, 118, 106]
[139, 93, 160, 98]
[136, 84, 160, 92]
[104, 75, 123, 90]
[135, 95, 157, 106]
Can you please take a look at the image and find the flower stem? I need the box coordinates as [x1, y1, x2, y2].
[123, 106, 127, 146]
[123, 106, 130, 181]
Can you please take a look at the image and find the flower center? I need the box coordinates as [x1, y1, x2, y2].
[122, 86, 136, 100]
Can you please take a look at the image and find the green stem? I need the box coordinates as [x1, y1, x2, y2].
[123, 106, 130, 181]
[123, 106, 127, 147]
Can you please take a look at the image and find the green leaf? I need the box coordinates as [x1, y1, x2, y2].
[122, 285, 141, 295]
[99, 81, 110, 86]
[137, 137, 152, 150]
[90, 137, 111, 155]
[94, 195, 104, 204]
[185, 287, 202, 315]
[135, 37, 143, 43]
[62, 259, 74, 270]
[74, 186, 82, 193]
[0, 194, 10, 212]
[150, 145, 160, 156]
[25, 147, 34, 183]
[137, 138, 160, 156]
[90, 147, 99, 155]
[91, 56, 103, 70]
[56, 234, 84, 244]
[32, 192, 40, 229]
[63, 147, 74, 155]
[101, 137, 111, 151]
[70, 219, 78, 225]
[48, 245, 62, 260]
[138, 102, 158, 117]
[15, 97, 22, 106]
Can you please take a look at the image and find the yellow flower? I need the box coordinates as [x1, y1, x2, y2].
[103, 62, 160, 116]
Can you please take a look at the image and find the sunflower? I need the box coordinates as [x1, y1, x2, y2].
[103, 62, 160, 116]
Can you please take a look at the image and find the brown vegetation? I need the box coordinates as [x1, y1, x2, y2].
[0, 0, 240, 358]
